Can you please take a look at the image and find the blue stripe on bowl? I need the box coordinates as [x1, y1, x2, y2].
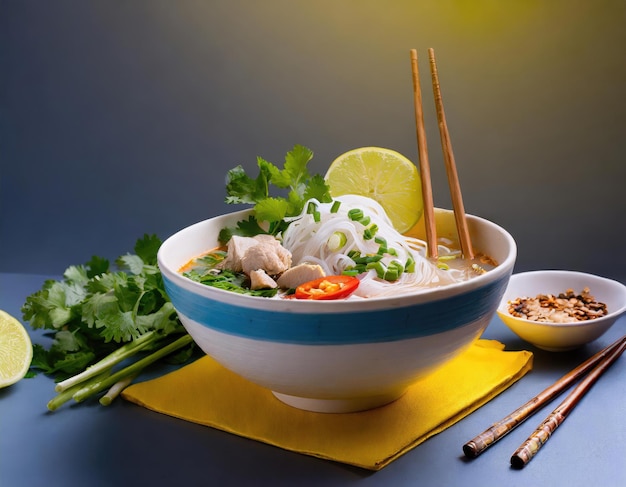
[163, 275, 507, 344]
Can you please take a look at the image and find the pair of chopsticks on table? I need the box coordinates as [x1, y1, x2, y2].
[463, 334, 626, 468]
[410, 50, 626, 466]
[409, 48, 473, 260]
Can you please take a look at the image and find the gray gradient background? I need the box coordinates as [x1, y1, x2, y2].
[1, 1, 625, 281]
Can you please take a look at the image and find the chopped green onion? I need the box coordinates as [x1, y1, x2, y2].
[330, 200, 341, 213]
[363, 224, 378, 240]
[387, 247, 398, 256]
[352, 254, 382, 264]
[342, 269, 360, 277]
[348, 208, 364, 221]
[313, 210, 321, 222]
[366, 261, 386, 279]
[327, 231, 347, 251]
[405, 256, 415, 273]
[387, 261, 404, 279]
[384, 269, 400, 281]
[359, 216, 371, 226]
[345, 262, 367, 273]
[381, 261, 405, 281]
[307, 201, 317, 214]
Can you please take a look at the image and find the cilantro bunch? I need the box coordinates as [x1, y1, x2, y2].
[22, 235, 195, 410]
[219, 144, 332, 243]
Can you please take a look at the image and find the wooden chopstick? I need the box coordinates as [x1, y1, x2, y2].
[427, 48, 474, 260]
[462, 334, 626, 460]
[410, 49, 438, 259]
[510, 335, 626, 468]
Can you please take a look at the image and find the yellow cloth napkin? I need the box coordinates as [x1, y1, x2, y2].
[122, 339, 532, 470]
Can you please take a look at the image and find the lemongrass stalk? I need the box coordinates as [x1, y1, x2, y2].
[55, 330, 159, 392]
[72, 334, 194, 403]
[47, 371, 111, 411]
[99, 372, 139, 406]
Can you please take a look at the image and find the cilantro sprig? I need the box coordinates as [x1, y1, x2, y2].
[22, 235, 195, 410]
[219, 144, 332, 243]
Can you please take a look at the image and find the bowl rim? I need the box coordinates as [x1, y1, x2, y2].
[158, 209, 517, 310]
[497, 269, 626, 328]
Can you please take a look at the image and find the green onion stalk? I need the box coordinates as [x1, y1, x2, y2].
[47, 333, 194, 411]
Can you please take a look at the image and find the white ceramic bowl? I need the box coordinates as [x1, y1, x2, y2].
[497, 270, 626, 352]
[158, 209, 517, 413]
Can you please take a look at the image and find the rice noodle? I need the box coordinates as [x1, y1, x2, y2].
[280, 195, 469, 298]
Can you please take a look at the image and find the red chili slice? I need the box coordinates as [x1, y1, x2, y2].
[294, 275, 359, 300]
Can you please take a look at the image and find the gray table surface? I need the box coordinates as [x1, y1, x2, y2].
[1, 271, 625, 487]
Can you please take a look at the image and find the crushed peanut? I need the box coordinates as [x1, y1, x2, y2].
[507, 287, 608, 323]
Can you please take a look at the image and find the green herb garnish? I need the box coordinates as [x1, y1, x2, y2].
[219, 144, 332, 243]
[183, 268, 278, 298]
[22, 235, 196, 410]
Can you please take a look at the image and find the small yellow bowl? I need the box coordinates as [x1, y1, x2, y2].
[497, 270, 626, 352]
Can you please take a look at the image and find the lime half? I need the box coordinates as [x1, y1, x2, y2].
[0, 309, 33, 388]
[325, 147, 423, 233]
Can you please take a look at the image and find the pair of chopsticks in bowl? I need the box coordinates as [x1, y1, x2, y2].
[463, 334, 626, 468]
[409, 48, 473, 260]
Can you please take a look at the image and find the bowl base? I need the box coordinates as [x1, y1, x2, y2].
[534, 344, 583, 352]
[272, 390, 406, 413]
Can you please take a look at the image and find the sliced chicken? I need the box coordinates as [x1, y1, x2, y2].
[220, 234, 292, 276]
[276, 263, 326, 289]
[249, 269, 278, 290]
[220, 235, 259, 272]
[241, 236, 291, 275]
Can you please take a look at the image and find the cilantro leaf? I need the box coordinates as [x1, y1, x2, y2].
[96, 309, 146, 343]
[52, 329, 88, 353]
[218, 215, 267, 244]
[222, 144, 331, 240]
[30, 344, 56, 374]
[260, 145, 313, 190]
[22, 280, 83, 329]
[116, 254, 145, 275]
[254, 197, 290, 224]
[81, 291, 118, 329]
[136, 302, 181, 336]
[134, 234, 162, 266]
[225, 165, 268, 205]
[85, 255, 110, 277]
[304, 173, 332, 203]
[63, 265, 90, 288]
